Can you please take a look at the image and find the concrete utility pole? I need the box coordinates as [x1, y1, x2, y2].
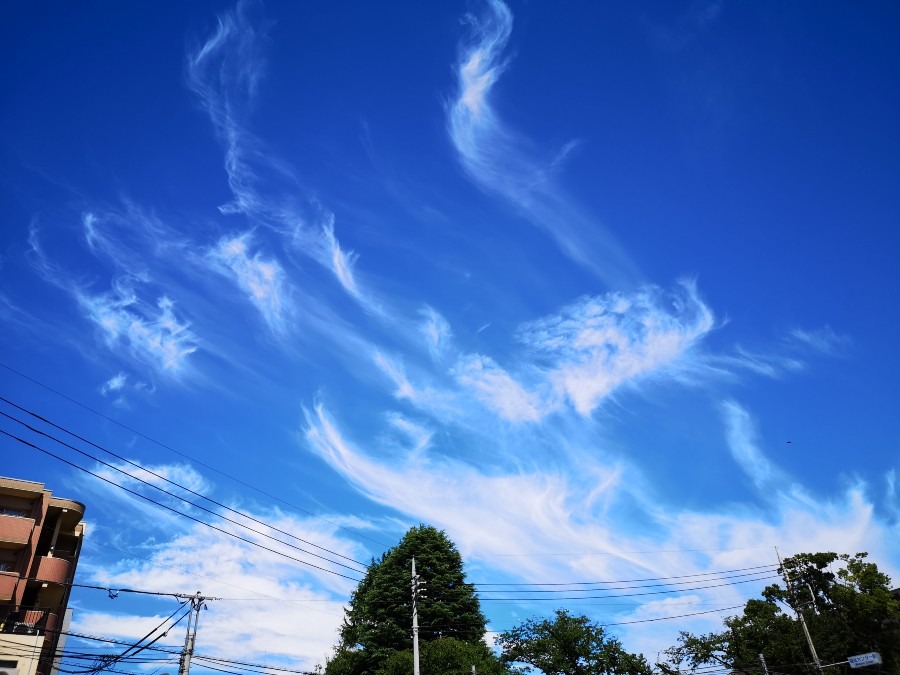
[178, 592, 211, 675]
[411, 558, 425, 675]
[776, 549, 825, 675]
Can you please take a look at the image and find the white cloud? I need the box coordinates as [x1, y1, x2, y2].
[77, 283, 198, 376]
[721, 400, 785, 492]
[519, 281, 715, 415]
[452, 354, 544, 422]
[789, 325, 849, 356]
[420, 306, 453, 361]
[208, 232, 293, 335]
[99, 372, 127, 396]
[448, 0, 640, 285]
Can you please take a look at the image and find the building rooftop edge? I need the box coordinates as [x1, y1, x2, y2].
[0, 475, 46, 490]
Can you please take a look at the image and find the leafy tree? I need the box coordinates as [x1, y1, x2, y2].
[324, 525, 487, 674]
[665, 552, 900, 675]
[496, 609, 653, 675]
[377, 637, 509, 675]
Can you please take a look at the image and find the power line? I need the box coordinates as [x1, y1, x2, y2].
[476, 574, 779, 601]
[475, 567, 777, 592]
[0, 425, 362, 582]
[0, 403, 367, 575]
[87, 539, 345, 617]
[473, 563, 777, 586]
[7, 626, 319, 675]
[478, 546, 776, 557]
[1, 394, 368, 569]
[0, 361, 391, 550]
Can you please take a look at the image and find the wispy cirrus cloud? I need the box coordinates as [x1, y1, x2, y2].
[421, 306, 453, 362]
[452, 354, 544, 422]
[208, 232, 294, 335]
[519, 280, 715, 415]
[77, 283, 198, 376]
[721, 400, 786, 492]
[788, 325, 849, 356]
[449, 0, 640, 286]
[186, 3, 375, 313]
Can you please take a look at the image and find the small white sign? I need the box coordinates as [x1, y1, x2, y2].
[848, 652, 882, 668]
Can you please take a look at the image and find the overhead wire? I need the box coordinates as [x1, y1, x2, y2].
[1, 394, 367, 569]
[0, 403, 367, 575]
[0, 425, 361, 582]
[0, 361, 391, 549]
[64, 604, 191, 675]
[475, 574, 779, 601]
[474, 568, 776, 593]
[472, 563, 778, 586]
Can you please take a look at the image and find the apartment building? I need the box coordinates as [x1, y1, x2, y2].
[0, 477, 86, 675]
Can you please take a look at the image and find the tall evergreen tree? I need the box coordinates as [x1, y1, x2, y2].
[324, 525, 487, 674]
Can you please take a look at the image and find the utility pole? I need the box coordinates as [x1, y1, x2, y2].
[776, 548, 825, 675]
[178, 591, 212, 675]
[411, 558, 425, 675]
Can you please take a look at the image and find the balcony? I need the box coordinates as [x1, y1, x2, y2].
[0, 607, 58, 635]
[34, 556, 71, 585]
[0, 571, 17, 601]
[0, 513, 34, 548]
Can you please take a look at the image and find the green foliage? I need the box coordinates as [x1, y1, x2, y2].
[666, 552, 900, 675]
[376, 637, 509, 675]
[324, 525, 487, 674]
[496, 609, 654, 675]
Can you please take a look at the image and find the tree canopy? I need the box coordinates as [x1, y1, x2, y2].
[377, 637, 508, 675]
[665, 552, 900, 675]
[496, 609, 653, 675]
[324, 525, 487, 674]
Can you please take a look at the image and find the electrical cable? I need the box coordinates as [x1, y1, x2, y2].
[0, 426, 362, 582]
[0, 362, 391, 549]
[1, 394, 368, 569]
[473, 563, 778, 586]
[474, 568, 777, 593]
[62, 605, 191, 675]
[0, 405, 367, 575]
[475, 574, 779, 601]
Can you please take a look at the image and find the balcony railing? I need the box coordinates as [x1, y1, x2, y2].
[0, 513, 34, 546]
[0, 607, 58, 635]
[0, 571, 17, 600]
[34, 555, 71, 584]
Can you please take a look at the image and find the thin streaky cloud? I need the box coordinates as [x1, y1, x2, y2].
[28, 225, 200, 377]
[788, 325, 849, 356]
[420, 306, 453, 361]
[208, 232, 294, 336]
[187, 3, 379, 315]
[721, 400, 783, 491]
[448, 0, 641, 287]
[452, 353, 544, 423]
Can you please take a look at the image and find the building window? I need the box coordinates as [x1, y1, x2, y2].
[0, 562, 13, 572]
[0, 507, 28, 518]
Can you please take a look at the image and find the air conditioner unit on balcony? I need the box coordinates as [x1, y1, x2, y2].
[0, 668, 19, 675]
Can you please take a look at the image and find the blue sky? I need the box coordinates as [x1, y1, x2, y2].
[2, 0, 899, 670]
